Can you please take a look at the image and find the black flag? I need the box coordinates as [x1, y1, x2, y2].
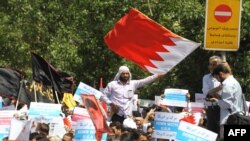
[18, 81, 55, 105]
[31, 52, 74, 102]
[0, 68, 22, 97]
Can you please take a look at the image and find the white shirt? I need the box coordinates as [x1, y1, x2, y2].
[101, 75, 158, 118]
[218, 75, 244, 125]
[202, 73, 221, 106]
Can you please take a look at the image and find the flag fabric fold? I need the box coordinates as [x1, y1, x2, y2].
[63, 93, 76, 109]
[31, 52, 74, 101]
[104, 8, 200, 74]
[0, 68, 22, 97]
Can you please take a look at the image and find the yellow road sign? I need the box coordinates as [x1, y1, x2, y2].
[204, 0, 242, 51]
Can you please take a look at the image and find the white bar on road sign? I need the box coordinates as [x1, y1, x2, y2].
[214, 11, 231, 16]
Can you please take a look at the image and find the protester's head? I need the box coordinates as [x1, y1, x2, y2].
[212, 63, 232, 82]
[10, 96, 17, 105]
[30, 132, 40, 141]
[130, 129, 147, 141]
[132, 111, 143, 128]
[120, 132, 132, 141]
[37, 123, 50, 137]
[2, 136, 8, 141]
[48, 135, 61, 141]
[114, 66, 132, 82]
[62, 132, 74, 141]
[208, 56, 222, 73]
[110, 121, 123, 136]
[146, 124, 154, 139]
[30, 132, 48, 141]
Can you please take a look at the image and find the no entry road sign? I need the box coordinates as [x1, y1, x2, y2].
[204, 0, 242, 51]
[214, 4, 232, 23]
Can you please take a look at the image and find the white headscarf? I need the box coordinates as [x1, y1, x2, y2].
[123, 118, 137, 129]
[113, 66, 132, 81]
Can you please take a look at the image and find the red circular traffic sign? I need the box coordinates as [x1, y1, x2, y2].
[214, 4, 232, 23]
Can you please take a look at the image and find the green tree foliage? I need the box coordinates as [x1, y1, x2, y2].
[0, 0, 249, 100]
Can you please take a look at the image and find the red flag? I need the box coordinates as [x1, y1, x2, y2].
[81, 95, 110, 141]
[105, 8, 200, 74]
[180, 114, 196, 125]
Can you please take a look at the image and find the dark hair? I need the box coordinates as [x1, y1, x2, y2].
[132, 111, 141, 117]
[63, 132, 74, 140]
[29, 132, 39, 140]
[110, 121, 123, 130]
[130, 129, 147, 140]
[120, 132, 132, 141]
[212, 63, 232, 76]
[38, 123, 49, 136]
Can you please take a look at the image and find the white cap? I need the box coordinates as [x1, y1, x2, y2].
[123, 118, 137, 129]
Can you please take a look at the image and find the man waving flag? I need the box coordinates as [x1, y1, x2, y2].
[104, 8, 200, 74]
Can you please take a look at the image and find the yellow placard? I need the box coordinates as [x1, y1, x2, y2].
[204, 0, 241, 51]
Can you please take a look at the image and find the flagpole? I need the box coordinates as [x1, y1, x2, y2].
[15, 80, 24, 110]
[34, 83, 37, 102]
[48, 64, 60, 104]
[55, 91, 60, 104]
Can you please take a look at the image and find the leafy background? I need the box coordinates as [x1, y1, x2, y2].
[0, 0, 249, 101]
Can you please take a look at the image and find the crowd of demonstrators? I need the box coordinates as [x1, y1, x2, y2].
[0, 93, 200, 141]
[106, 104, 173, 141]
[104, 102, 201, 141]
[1, 63, 245, 141]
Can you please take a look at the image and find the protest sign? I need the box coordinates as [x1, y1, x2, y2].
[153, 112, 184, 139]
[0, 111, 16, 140]
[161, 89, 188, 107]
[74, 119, 107, 141]
[74, 82, 102, 104]
[176, 121, 217, 141]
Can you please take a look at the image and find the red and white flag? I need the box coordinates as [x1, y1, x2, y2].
[105, 8, 200, 74]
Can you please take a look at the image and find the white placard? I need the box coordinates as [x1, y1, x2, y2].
[28, 102, 61, 123]
[153, 112, 184, 140]
[74, 119, 107, 141]
[74, 82, 102, 104]
[9, 119, 32, 141]
[161, 89, 188, 107]
[176, 121, 217, 141]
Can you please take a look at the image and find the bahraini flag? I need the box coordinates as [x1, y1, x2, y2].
[104, 8, 201, 74]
